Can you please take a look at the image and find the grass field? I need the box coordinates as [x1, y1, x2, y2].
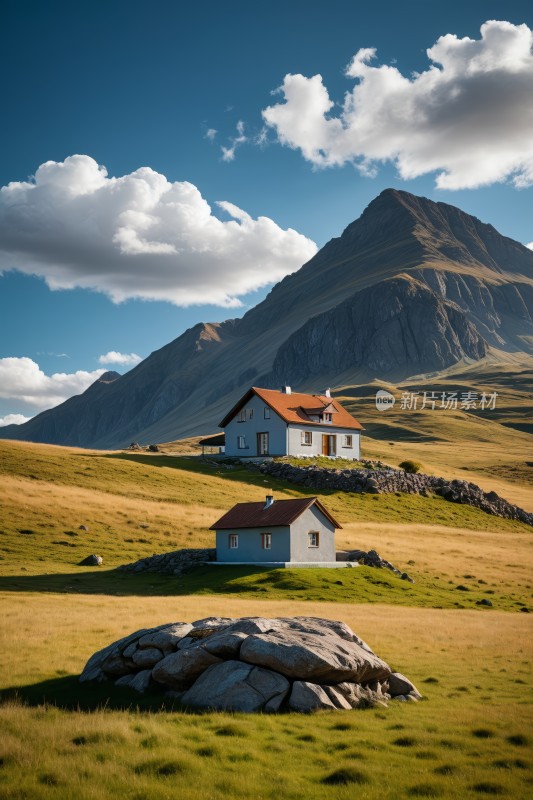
[0, 437, 531, 798]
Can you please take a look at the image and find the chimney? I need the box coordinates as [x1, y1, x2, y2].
[325, 388, 331, 398]
[264, 494, 274, 509]
[281, 386, 291, 394]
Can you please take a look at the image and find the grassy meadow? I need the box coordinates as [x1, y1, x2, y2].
[0, 437, 531, 798]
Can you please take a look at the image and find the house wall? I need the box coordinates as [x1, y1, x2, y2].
[224, 393, 287, 457]
[216, 504, 337, 564]
[216, 525, 291, 562]
[289, 505, 336, 562]
[287, 425, 361, 460]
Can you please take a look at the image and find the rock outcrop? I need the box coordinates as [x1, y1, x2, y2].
[79, 616, 421, 712]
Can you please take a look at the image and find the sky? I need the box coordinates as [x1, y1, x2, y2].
[0, 0, 532, 423]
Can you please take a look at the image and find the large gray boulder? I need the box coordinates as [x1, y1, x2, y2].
[239, 630, 390, 683]
[151, 645, 222, 689]
[181, 660, 290, 712]
[79, 615, 419, 713]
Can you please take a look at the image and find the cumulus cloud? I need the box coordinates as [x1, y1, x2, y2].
[0, 357, 105, 409]
[205, 128, 217, 141]
[0, 154, 317, 307]
[527, 242, 533, 250]
[0, 413, 32, 427]
[262, 20, 533, 190]
[98, 351, 142, 366]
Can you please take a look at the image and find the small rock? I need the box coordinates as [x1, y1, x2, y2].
[476, 599, 493, 607]
[79, 554, 103, 567]
[78, 525, 89, 532]
[289, 681, 337, 711]
[388, 672, 422, 699]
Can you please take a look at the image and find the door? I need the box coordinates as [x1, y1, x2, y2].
[322, 434, 336, 456]
[257, 432, 269, 455]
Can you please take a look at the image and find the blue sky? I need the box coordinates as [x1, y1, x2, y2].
[0, 0, 532, 422]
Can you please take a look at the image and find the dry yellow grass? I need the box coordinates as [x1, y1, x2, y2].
[1, 592, 532, 692]
[338, 521, 533, 593]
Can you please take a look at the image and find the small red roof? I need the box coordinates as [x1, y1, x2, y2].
[219, 387, 364, 430]
[210, 496, 342, 531]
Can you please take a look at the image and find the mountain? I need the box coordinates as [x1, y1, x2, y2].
[3, 189, 533, 448]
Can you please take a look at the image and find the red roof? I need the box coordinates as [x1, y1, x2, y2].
[219, 387, 364, 430]
[209, 497, 342, 530]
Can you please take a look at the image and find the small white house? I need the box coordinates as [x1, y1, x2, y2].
[210, 495, 342, 565]
[219, 386, 363, 460]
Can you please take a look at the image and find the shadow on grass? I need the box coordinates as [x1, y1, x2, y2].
[0, 675, 186, 713]
[78, 451, 329, 496]
[0, 565, 277, 596]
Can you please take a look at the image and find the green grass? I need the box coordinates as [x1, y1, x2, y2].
[0, 564, 527, 612]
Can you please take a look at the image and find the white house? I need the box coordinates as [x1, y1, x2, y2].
[219, 386, 363, 460]
[210, 494, 341, 565]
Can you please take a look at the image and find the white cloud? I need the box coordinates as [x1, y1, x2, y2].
[98, 351, 142, 366]
[527, 242, 533, 250]
[0, 357, 105, 409]
[0, 413, 32, 427]
[205, 128, 217, 141]
[221, 120, 248, 162]
[262, 20, 533, 190]
[0, 154, 317, 307]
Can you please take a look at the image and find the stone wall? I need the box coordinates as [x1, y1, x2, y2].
[117, 547, 216, 576]
[259, 461, 533, 526]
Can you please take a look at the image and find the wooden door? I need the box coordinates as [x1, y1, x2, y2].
[322, 434, 336, 456]
[257, 432, 269, 455]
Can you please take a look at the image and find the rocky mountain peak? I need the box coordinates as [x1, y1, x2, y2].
[97, 371, 121, 383]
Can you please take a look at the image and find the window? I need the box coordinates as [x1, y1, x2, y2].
[261, 532, 272, 550]
[229, 534, 239, 549]
[343, 435, 353, 448]
[308, 531, 319, 548]
[238, 410, 246, 422]
[301, 430, 312, 446]
[322, 412, 332, 423]
[247, 408, 254, 420]
[237, 435, 246, 449]
[264, 406, 270, 419]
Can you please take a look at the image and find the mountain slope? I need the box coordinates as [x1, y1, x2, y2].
[3, 189, 533, 448]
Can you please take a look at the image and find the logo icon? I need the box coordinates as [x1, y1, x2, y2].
[375, 389, 395, 412]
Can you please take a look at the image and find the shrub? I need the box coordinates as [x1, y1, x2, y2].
[399, 460, 423, 474]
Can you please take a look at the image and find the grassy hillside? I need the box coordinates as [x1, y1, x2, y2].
[0, 439, 530, 611]
[0, 438, 531, 799]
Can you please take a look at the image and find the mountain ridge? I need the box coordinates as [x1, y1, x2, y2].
[2, 188, 532, 448]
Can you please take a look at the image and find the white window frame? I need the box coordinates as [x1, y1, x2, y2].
[264, 406, 270, 419]
[301, 430, 312, 446]
[229, 534, 239, 549]
[261, 532, 272, 550]
[343, 434, 353, 448]
[308, 531, 319, 548]
[322, 412, 332, 423]
[238, 409, 246, 423]
[247, 408, 254, 420]
[237, 435, 246, 449]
